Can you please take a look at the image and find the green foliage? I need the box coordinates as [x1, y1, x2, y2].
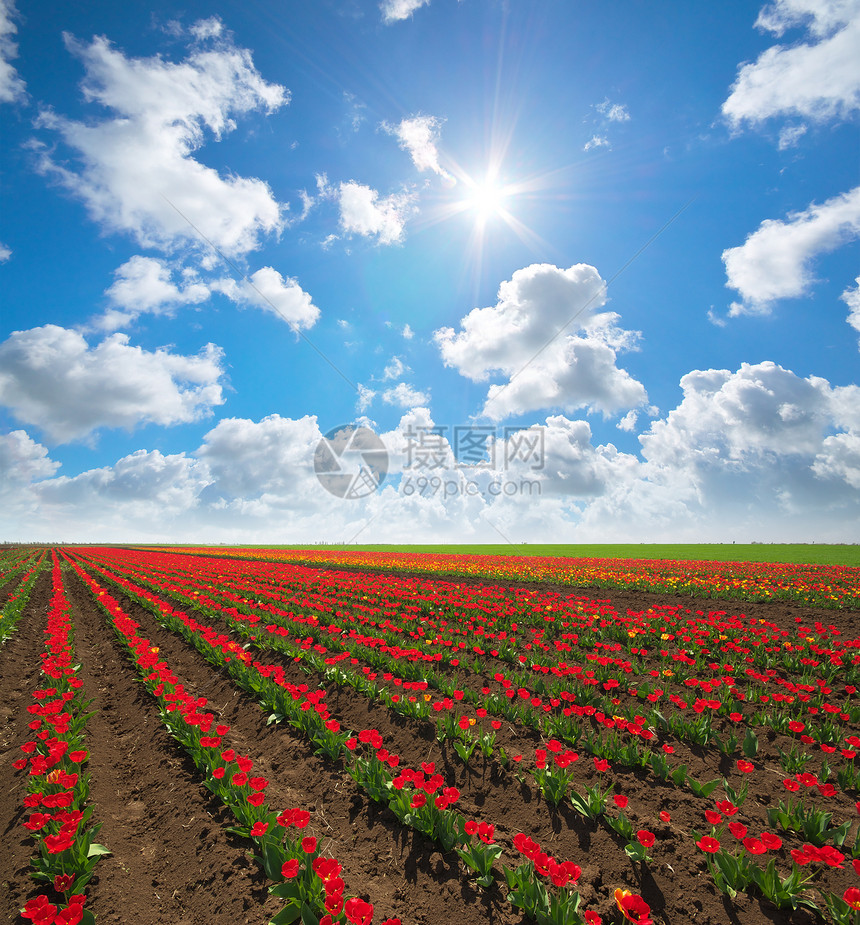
[766, 799, 852, 847]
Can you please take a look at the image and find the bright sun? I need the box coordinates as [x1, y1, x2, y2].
[465, 176, 508, 218]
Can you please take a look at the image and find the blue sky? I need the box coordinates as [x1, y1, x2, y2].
[1, 0, 858, 544]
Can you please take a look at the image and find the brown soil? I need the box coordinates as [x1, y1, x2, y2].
[1, 554, 857, 925]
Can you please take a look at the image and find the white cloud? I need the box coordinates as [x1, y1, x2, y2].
[40, 449, 208, 510]
[842, 276, 860, 345]
[723, 185, 860, 314]
[496, 416, 641, 499]
[297, 190, 315, 222]
[384, 115, 447, 175]
[0, 430, 59, 487]
[627, 361, 860, 529]
[813, 432, 860, 488]
[756, 0, 859, 39]
[195, 413, 326, 506]
[36, 24, 287, 256]
[213, 267, 320, 331]
[0, 0, 25, 103]
[723, 1, 860, 127]
[0, 324, 224, 442]
[189, 17, 224, 41]
[778, 123, 808, 148]
[434, 262, 647, 420]
[382, 356, 409, 380]
[356, 384, 376, 412]
[379, 406, 452, 473]
[381, 0, 432, 23]
[382, 382, 430, 407]
[338, 181, 415, 245]
[0, 430, 60, 534]
[583, 135, 610, 152]
[402, 323, 414, 339]
[99, 255, 210, 330]
[617, 410, 638, 432]
[316, 173, 334, 198]
[343, 91, 367, 133]
[641, 361, 847, 464]
[0, 241, 11, 262]
[597, 100, 630, 122]
[4, 363, 859, 543]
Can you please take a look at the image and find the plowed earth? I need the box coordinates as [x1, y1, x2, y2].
[1, 557, 858, 925]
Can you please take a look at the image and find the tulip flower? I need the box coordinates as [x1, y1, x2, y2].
[614, 888, 653, 924]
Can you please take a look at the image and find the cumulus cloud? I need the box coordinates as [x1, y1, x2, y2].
[379, 406, 453, 473]
[40, 449, 208, 509]
[189, 17, 223, 41]
[382, 382, 430, 407]
[213, 267, 320, 331]
[0, 430, 59, 487]
[338, 181, 415, 245]
[641, 361, 851, 464]
[813, 432, 860, 488]
[778, 123, 808, 148]
[0, 325, 224, 442]
[755, 0, 860, 36]
[632, 362, 860, 541]
[0, 241, 10, 262]
[0, 0, 25, 103]
[583, 135, 610, 152]
[382, 356, 409, 380]
[383, 115, 447, 175]
[35, 24, 287, 256]
[356, 384, 376, 413]
[434, 262, 647, 420]
[843, 277, 860, 345]
[597, 99, 630, 122]
[0, 430, 59, 534]
[564, 361, 860, 542]
[723, 0, 860, 127]
[617, 410, 638, 432]
[4, 362, 859, 543]
[632, 362, 860, 526]
[195, 413, 325, 507]
[380, 0, 432, 23]
[496, 415, 640, 499]
[723, 186, 860, 314]
[99, 255, 210, 330]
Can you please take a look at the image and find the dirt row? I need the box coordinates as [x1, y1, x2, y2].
[0, 568, 53, 921]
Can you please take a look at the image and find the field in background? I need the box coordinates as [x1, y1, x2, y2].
[236, 544, 860, 567]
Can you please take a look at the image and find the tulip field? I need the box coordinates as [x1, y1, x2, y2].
[1, 546, 859, 925]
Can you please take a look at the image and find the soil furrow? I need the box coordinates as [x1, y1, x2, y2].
[0, 567, 52, 922]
